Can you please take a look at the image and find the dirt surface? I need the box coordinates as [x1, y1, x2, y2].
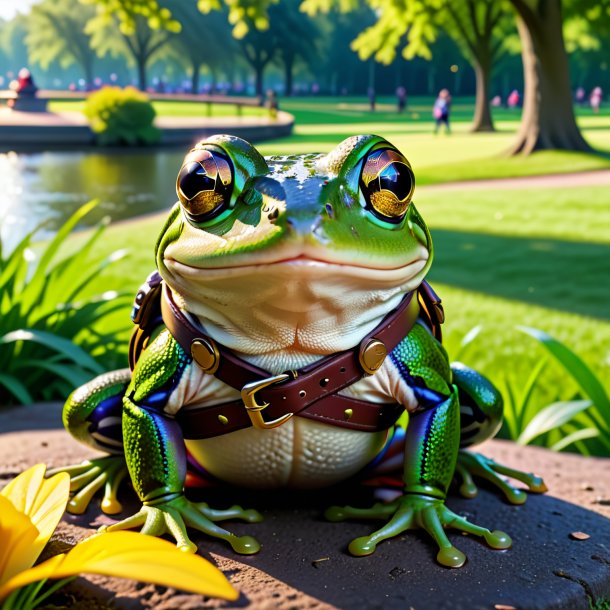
[1, 402, 609, 610]
[419, 169, 610, 192]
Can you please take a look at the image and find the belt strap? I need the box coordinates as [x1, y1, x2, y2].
[162, 286, 420, 439]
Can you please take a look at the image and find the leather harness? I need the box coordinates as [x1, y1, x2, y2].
[129, 273, 444, 440]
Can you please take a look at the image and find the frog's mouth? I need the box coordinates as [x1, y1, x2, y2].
[164, 248, 429, 285]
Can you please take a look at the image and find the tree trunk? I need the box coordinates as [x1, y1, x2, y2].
[471, 57, 495, 132]
[284, 54, 294, 96]
[507, 1, 592, 155]
[136, 55, 147, 91]
[191, 61, 201, 94]
[254, 63, 265, 97]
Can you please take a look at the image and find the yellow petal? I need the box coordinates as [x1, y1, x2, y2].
[0, 496, 39, 588]
[0, 532, 238, 602]
[1, 464, 70, 562]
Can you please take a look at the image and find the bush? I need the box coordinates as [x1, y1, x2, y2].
[0, 201, 131, 406]
[84, 86, 161, 146]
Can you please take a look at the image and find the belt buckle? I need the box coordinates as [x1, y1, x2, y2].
[241, 373, 293, 430]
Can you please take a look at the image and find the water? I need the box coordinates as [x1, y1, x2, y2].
[0, 149, 186, 250]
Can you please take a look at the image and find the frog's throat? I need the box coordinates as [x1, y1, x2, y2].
[159, 254, 429, 358]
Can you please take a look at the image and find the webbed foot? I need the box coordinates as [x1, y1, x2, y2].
[456, 450, 547, 505]
[326, 494, 510, 568]
[48, 455, 128, 515]
[100, 494, 263, 554]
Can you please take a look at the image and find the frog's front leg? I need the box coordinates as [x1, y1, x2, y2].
[328, 387, 510, 567]
[103, 329, 262, 554]
[52, 369, 131, 515]
[326, 327, 510, 568]
[452, 363, 547, 504]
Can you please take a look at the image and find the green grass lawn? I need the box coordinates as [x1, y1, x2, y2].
[256, 97, 610, 183]
[45, 95, 610, 451]
[50, 95, 610, 184]
[72, 182, 609, 413]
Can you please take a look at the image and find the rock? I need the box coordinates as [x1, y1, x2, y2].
[1, 402, 610, 610]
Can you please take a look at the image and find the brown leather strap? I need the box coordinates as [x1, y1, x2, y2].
[162, 286, 420, 439]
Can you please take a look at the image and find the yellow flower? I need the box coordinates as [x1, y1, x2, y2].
[0, 464, 237, 606]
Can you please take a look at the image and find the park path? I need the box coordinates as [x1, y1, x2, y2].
[420, 168, 610, 192]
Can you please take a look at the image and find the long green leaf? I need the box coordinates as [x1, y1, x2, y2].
[12, 359, 93, 388]
[517, 399, 593, 446]
[517, 358, 547, 432]
[0, 373, 33, 404]
[551, 428, 600, 452]
[0, 329, 104, 374]
[20, 200, 100, 309]
[518, 326, 610, 426]
[63, 249, 129, 305]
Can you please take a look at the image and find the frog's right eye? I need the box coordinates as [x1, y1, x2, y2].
[176, 149, 233, 222]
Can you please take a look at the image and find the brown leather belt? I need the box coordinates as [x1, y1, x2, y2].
[162, 286, 421, 439]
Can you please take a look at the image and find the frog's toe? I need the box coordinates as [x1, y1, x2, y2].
[64, 456, 127, 515]
[325, 500, 398, 523]
[230, 535, 260, 554]
[437, 546, 466, 569]
[457, 451, 546, 505]
[485, 529, 512, 549]
[195, 502, 264, 523]
[347, 536, 377, 556]
[439, 504, 512, 552]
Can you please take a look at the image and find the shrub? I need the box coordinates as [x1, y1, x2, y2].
[84, 86, 161, 146]
[0, 201, 131, 406]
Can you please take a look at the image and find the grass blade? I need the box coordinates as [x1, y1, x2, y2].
[0, 373, 33, 404]
[517, 399, 592, 446]
[518, 326, 610, 424]
[551, 428, 600, 452]
[0, 330, 104, 375]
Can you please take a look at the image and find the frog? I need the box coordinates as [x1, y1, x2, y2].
[57, 134, 546, 568]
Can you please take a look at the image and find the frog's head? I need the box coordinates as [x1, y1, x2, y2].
[156, 134, 433, 353]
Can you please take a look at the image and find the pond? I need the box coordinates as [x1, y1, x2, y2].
[0, 149, 186, 250]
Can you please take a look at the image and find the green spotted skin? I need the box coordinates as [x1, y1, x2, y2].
[390, 324, 460, 499]
[391, 324, 452, 396]
[123, 329, 191, 502]
[63, 368, 131, 451]
[403, 387, 461, 498]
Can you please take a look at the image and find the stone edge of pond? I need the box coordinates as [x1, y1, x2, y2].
[0, 110, 294, 151]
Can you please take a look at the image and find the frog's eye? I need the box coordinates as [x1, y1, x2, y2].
[359, 149, 415, 223]
[176, 149, 233, 222]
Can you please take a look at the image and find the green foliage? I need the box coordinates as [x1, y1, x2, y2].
[25, 0, 96, 84]
[0, 202, 131, 407]
[80, 0, 181, 34]
[497, 328, 610, 456]
[84, 86, 161, 146]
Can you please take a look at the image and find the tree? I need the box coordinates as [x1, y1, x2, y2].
[438, 2, 514, 132]
[344, 0, 514, 132]
[0, 15, 30, 77]
[302, 0, 609, 152]
[162, 1, 237, 93]
[86, 10, 176, 90]
[271, 0, 319, 96]
[504, 0, 590, 153]
[26, 0, 97, 88]
[239, 18, 278, 96]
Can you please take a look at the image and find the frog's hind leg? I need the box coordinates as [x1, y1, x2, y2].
[453, 362, 547, 504]
[52, 369, 132, 515]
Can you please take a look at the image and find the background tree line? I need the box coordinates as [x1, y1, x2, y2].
[0, 0, 607, 105]
[1, 0, 609, 156]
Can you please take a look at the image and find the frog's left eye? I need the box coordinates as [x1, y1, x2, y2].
[359, 149, 415, 223]
[176, 149, 233, 222]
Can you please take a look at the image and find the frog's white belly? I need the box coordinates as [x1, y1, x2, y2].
[185, 418, 388, 489]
